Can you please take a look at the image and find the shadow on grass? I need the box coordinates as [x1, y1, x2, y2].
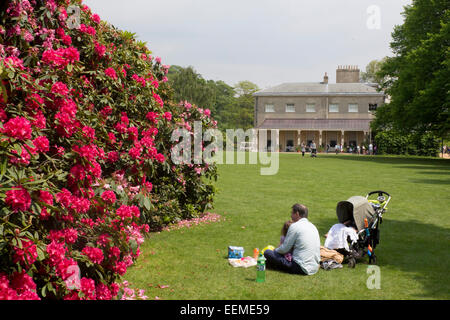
[322, 155, 450, 168]
[408, 178, 450, 185]
[316, 217, 450, 299]
[416, 170, 450, 175]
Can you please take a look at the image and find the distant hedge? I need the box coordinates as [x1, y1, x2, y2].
[374, 130, 440, 156]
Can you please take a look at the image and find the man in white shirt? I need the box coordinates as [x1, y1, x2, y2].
[310, 141, 317, 157]
[264, 204, 321, 275]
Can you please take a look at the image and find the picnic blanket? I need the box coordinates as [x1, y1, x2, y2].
[320, 246, 344, 264]
[228, 256, 257, 268]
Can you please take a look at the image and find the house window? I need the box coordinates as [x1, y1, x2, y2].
[329, 104, 339, 113]
[286, 104, 295, 113]
[306, 104, 316, 113]
[348, 104, 359, 113]
[369, 103, 378, 111]
[265, 104, 275, 113]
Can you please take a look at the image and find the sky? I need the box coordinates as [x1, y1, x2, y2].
[83, 0, 412, 89]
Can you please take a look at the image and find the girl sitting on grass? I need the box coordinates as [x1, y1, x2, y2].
[280, 220, 294, 262]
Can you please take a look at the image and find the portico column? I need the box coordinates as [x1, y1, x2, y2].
[341, 130, 345, 147]
[297, 130, 301, 147]
[257, 129, 267, 152]
[274, 129, 279, 152]
[319, 130, 322, 146]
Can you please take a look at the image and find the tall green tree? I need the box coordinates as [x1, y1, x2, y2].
[374, 0, 449, 138]
[167, 65, 259, 131]
[360, 57, 388, 84]
[167, 65, 216, 113]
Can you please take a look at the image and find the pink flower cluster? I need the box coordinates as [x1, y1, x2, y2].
[1, 117, 32, 140]
[105, 67, 118, 80]
[101, 190, 116, 204]
[0, 272, 40, 300]
[162, 212, 224, 232]
[13, 240, 38, 267]
[81, 246, 104, 264]
[42, 47, 80, 68]
[5, 186, 31, 212]
[116, 205, 140, 221]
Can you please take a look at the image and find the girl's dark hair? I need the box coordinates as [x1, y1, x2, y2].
[281, 220, 293, 236]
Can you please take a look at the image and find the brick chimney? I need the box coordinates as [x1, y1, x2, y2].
[323, 72, 329, 84]
[336, 65, 360, 83]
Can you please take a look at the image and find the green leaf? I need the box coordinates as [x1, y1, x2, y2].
[143, 197, 151, 211]
[41, 286, 47, 298]
[0, 157, 7, 180]
[36, 247, 45, 261]
[0, 80, 7, 103]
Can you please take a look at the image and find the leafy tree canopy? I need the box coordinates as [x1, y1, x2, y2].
[374, 0, 449, 138]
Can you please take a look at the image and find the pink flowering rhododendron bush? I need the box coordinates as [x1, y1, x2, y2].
[0, 0, 218, 300]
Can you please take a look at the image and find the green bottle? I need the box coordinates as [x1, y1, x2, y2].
[256, 253, 266, 283]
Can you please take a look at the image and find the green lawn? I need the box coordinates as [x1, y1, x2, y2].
[124, 153, 450, 300]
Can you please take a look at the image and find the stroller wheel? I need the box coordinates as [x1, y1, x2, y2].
[348, 258, 356, 268]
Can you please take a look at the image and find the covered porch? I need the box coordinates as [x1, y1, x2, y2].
[256, 119, 372, 152]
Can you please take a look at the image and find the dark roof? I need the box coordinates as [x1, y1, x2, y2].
[254, 82, 383, 96]
[257, 118, 372, 131]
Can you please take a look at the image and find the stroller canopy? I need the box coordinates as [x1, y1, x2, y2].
[336, 196, 375, 231]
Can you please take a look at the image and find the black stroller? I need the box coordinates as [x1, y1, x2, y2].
[335, 191, 391, 267]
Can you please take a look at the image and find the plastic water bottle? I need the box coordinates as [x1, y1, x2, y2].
[256, 253, 266, 283]
[253, 248, 259, 259]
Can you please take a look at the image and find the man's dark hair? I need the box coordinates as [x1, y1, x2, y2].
[292, 203, 308, 218]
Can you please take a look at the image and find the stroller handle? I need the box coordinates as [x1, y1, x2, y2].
[367, 190, 391, 198]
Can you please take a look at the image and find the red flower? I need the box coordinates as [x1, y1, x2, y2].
[10, 271, 37, 293]
[128, 145, 142, 159]
[42, 47, 80, 68]
[13, 240, 38, 267]
[101, 190, 116, 204]
[51, 82, 69, 97]
[100, 106, 112, 117]
[39, 190, 53, 205]
[32, 136, 50, 153]
[95, 42, 106, 57]
[62, 34, 72, 45]
[25, 93, 44, 110]
[46, 240, 67, 266]
[146, 111, 158, 124]
[5, 186, 31, 212]
[96, 283, 111, 300]
[143, 181, 153, 193]
[92, 14, 101, 24]
[2, 116, 32, 140]
[32, 110, 46, 129]
[81, 246, 104, 265]
[80, 277, 96, 300]
[163, 111, 172, 121]
[104, 67, 117, 80]
[39, 190, 53, 220]
[10, 146, 31, 166]
[153, 92, 164, 108]
[82, 126, 96, 141]
[116, 205, 140, 220]
[63, 228, 78, 244]
[107, 151, 119, 163]
[0, 107, 7, 123]
[155, 153, 165, 163]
